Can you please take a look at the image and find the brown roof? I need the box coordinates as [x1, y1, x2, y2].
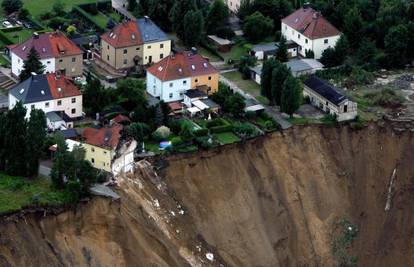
[101, 20, 142, 48]
[282, 7, 340, 40]
[46, 73, 82, 99]
[147, 51, 218, 81]
[82, 124, 123, 150]
[10, 31, 82, 60]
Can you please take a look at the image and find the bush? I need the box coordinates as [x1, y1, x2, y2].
[216, 26, 235, 39]
[194, 128, 209, 137]
[210, 124, 233, 133]
[206, 118, 227, 128]
[245, 111, 257, 119]
[195, 136, 218, 149]
[152, 126, 171, 141]
[233, 122, 258, 139]
[171, 136, 184, 147]
[365, 88, 404, 107]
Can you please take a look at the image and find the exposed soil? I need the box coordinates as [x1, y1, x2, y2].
[1, 123, 414, 267]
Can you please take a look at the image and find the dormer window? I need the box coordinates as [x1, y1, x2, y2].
[203, 63, 208, 68]
[19, 88, 24, 94]
[191, 65, 195, 70]
[131, 34, 135, 40]
[112, 34, 117, 39]
[109, 32, 114, 38]
[40, 90, 45, 95]
[22, 46, 26, 51]
[158, 66, 163, 71]
[57, 87, 62, 92]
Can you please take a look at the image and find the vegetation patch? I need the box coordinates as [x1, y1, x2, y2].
[331, 218, 358, 267]
[214, 132, 240, 145]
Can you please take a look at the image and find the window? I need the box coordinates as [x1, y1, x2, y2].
[123, 49, 127, 54]
[72, 57, 76, 62]
[71, 108, 76, 114]
[71, 98, 76, 103]
[59, 59, 63, 63]
[169, 93, 173, 98]
[107, 45, 109, 49]
[344, 105, 348, 113]
[298, 34, 300, 39]
[107, 55, 110, 61]
[160, 53, 163, 59]
[47, 61, 51, 64]
[57, 100, 62, 106]
[147, 45, 151, 49]
[91, 158, 95, 163]
[103, 151, 107, 154]
[208, 76, 212, 80]
[31, 104, 35, 110]
[324, 39, 328, 44]
[169, 82, 173, 87]
[305, 39, 308, 44]
[103, 162, 105, 167]
[136, 47, 140, 51]
[160, 43, 164, 48]
[45, 102, 49, 108]
[195, 79, 198, 83]
[91, 148, 95, 152]
[123, 59, 128, 65]
[183, 80, 187, 85]
[18, 59, 20, 63]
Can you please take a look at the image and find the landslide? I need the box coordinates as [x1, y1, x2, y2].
[1, 123, 414, 267]
[163, 123, 414, 267]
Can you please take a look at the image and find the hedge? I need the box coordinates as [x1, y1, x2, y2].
[0, 26, 23, 33]
[194, 128, 209, 137]
[210, 124, 233, 134]
[72, 6, 107, 33]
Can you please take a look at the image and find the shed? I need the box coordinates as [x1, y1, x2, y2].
[207, 35, 232, 52]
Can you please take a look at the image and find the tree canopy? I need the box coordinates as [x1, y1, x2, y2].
[19, 47, 45, 81]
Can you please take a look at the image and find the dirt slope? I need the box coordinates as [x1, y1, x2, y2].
[164, 123, 414, 267]
[1, 123, 414, 267]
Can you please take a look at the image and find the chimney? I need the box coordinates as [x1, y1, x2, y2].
[33, 32, 39, 39]
[144, 15, 149, 23]
[31, 72, 37, 76]
[170, 51, 175, 59]
[191, 47, 198, 55]
[313, 12, 320, 19]
[303, 2, 311, 9]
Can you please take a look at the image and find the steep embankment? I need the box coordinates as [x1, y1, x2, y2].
[164, 123, 414, 267]
[1, 123, 414, 267]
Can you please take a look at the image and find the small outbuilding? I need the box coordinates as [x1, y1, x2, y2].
[207, 35, 232, 52]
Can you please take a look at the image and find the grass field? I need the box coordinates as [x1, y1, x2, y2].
[0, 173, 75, 214]
[214, 132, 240, 145]
[3, 28, 34, 44]
[22, 0, 100, 17]
[218, 43, 250, 63]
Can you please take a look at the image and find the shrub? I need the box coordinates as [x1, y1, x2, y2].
[215, 26, 235, 39]
[168, 119, 182, 135]
[233, 122, 258, 139]
[206, 118, 226, 128]
[210, 124, 233, 133]
[152, 126, 171, 141]
[194, 128, 209, 137]
[245, 111, 257, 119]
[171, 136, 184, 147]
[365, 88, 404, 107]
[195, 136, 218, 149]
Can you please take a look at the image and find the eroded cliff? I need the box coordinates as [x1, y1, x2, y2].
[1, 123, 414, 267]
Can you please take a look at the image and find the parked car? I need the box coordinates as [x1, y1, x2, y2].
[16, 20, 23, 26]
[2, 21, 12, 28]
[23, 22, 33, 29]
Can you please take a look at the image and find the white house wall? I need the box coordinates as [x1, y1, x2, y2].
[11, 53, 55, 77]
[281, 22, 340, 59]
[146, 72, 191, 102]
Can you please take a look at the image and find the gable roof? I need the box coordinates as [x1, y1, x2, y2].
[9, 73, 81, 104]
[82, 124, 123, 150]
[10, 31, 82, 60]
[147, 51, 218, 81]
[285, 59, 324, 72]
[282, 7, 340, 40]
[101, 18, 169, 48]
[304, 76, 348, 105]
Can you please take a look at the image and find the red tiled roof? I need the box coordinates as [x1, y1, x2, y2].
[168, 101, 183, 111]
[10, 31, 82, 60]
[101, 20, 143, 48]
[82, 124, 123, 150]
[112, 114, 131, 124]
[46, 73, 81, 99]
[282, 7, 340, 40]
[147, 51, 218, 81]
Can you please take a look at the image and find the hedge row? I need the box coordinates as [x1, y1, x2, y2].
[210, 124, 233, 134]
[194, 128, 209, 137]
[72, 6, 107, 33]
[0, 31, 14, 47]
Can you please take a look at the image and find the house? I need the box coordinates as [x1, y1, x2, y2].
[100, 17, 171, 70]
[249, 65, 262, 85]
[286, 59, 324, 77]
[183, 88, 220, 114]
[250, 41, 298, 60]
[183, 89, 208, 107]
[146, 50, 219, 102]
[225, 0, 240, 13]
[9, 31, 83, 78]
[80, 124, 124, 172]
[8, 73, 83, 127]
[303, 76, 357, 121]
[281, 5, 341, 59]
[46, 111, 75, 130]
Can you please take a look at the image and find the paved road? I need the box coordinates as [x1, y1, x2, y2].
[219, 74, 292, 129]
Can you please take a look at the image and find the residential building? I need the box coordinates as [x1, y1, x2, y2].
[9, 31, 83, 78]
[146, 50, 219, 102]
[281, 6, 341, 59]
[304, 76, 357, 121]
[81, 124, 124, 172]
[225, 0, 240, 13]
[8, 73, 83, 128]
[100, 17, 171, 70]
[250, 41, 298, 60]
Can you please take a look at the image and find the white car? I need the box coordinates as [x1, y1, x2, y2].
[2, 21, 12, 28]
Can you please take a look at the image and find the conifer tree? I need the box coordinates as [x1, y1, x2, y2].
[25, 109, 47, 177]
[19, 47, 45, 81]
[280, 76, 302, 116]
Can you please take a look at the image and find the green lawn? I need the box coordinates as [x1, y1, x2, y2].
[218, 43, 250, 63]
[198, 46, 222, 62]
[20, 0, 100, 17]
[0, 174, 75, 214]
[90, 11, 110, 29]
[214, 132, 240, 145]
[222, 71, 269, 104]
[0, 54, 10, 67]
[3, 28, 34, 44]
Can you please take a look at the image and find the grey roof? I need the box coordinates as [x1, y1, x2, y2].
[251, 42, 278, 53]
[304, 76, 348, 105]
[200, 98, 220, 109]
[146, 93, 160, 107]
[56, 128, 79, 139]
[285, 59, 324, 73]
[184, 89, 207, 99]
[249, 65, 262, 76]
[137, 18, 169, 43]
[9, 75, 52, 104]
[46, 111, 63, 122]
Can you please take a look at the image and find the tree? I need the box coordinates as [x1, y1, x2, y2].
[276, 36, 288, 62]
[182, 10, 204, 47]
[355, 38, 377, 67]
[211, 83, 232, 106]
[260, 59, 277, 100]
[334, 35, 350, 65]
[320, 47, 338, 68]
[224, 93, 246, 116]
[66, 25, 77, 36]
[115, 78, 147, 111]
[52, 0, 65, 16]
[384, 24, 409, 67]
[205, 0, 229, 34]
[83, 73, 110, 115]
[19, 47, 45, 81]
[270, 62, 290, 105]
[4, 102, 27, 176]
[0, 113, 6, 171]
[128, 122, 150, 142]
[25, 109, 46, 177]
[243, 11, 273, 43]
[343, 7, 364, 49]
[169, 0, 197, 40]
[50, 134, 68, 188]
[145, 0, 175, 31]
[280, 76, 302, 116]
[17, 8, 29, 19]
[1, 0, 22, 15]
[128, 0, 137, 12]
[179, 121, 195, 143]
[305, 49, 315, 59]
[238, 55, 256, 79]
